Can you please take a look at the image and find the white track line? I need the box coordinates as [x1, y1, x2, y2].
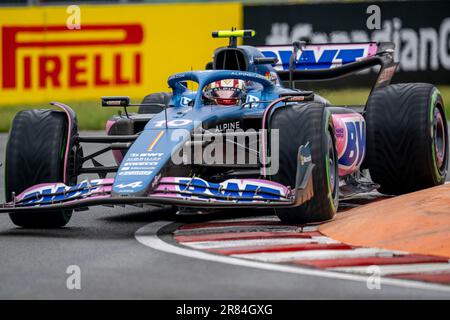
[134, 221, 450, 293]
[183, 236, 338, 249]
[233, 248, 404, 263]
[331, 263, 450, 276]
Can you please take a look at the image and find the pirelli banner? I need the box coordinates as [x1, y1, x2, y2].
[244, 0, 450, 86]
[0, 3, 242, 105]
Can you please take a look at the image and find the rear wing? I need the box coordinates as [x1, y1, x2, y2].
[256, 42, 398, 90]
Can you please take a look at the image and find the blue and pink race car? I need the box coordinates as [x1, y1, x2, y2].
[1, 30, 447, 227]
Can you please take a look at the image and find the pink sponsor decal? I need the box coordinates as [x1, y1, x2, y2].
[50, 101, 73, 183]
[106, 119, 124, 165]
[331, 113, 366, 176]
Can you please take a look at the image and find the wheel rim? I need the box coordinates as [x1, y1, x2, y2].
[327, 130, 337, 197]
[433, 106, 446, 173]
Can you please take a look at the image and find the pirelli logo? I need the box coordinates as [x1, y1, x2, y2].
[1, 24, 144, 90]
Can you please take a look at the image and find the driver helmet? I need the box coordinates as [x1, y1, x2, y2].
[203, 79, 247, 106]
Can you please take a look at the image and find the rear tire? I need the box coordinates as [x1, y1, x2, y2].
[5, 109, 74, 228]
[270, 103, 339, 224]
[365, 83, 448, 195]
[139, 92, 172, 114]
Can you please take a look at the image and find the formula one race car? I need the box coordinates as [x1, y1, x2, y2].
[1, 29, 447, 228]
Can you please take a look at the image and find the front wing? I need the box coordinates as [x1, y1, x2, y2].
[0, 144, 314, 214]
[0, 172, 313, 213]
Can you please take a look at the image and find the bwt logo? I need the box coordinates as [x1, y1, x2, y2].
[333, 114, 366, 176]
[1, 24, 143, 90]
[177, 178, 283, 201]
[260, 47, 368, 70]
[339, 119, 366, 168]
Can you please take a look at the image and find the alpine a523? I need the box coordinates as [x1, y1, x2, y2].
[1, 29, 447, 228]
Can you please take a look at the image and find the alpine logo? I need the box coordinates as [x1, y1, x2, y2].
[115, 181, 144, 189]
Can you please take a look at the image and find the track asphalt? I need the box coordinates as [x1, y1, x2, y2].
[0, 132, 449, 299]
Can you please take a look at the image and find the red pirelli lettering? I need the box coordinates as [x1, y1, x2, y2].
[2, 24, 143, 89]
[23, 56, 32, 89]
[94, 54, 110, 86]
[69, 55, 87, 87]
[114, 54, 130, 85]
[38, 56, 61, 88]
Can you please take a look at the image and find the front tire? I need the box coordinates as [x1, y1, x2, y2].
[270, 103, 339, 224]
[365, 83, 448, 195]
[139, 92, 172, 114]
[5, 109, 74, 228]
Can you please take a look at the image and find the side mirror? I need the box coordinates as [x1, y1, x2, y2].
[279, 91, 315, 102]
[254, 57, 279, 65]
[101, 96, 130, 107]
